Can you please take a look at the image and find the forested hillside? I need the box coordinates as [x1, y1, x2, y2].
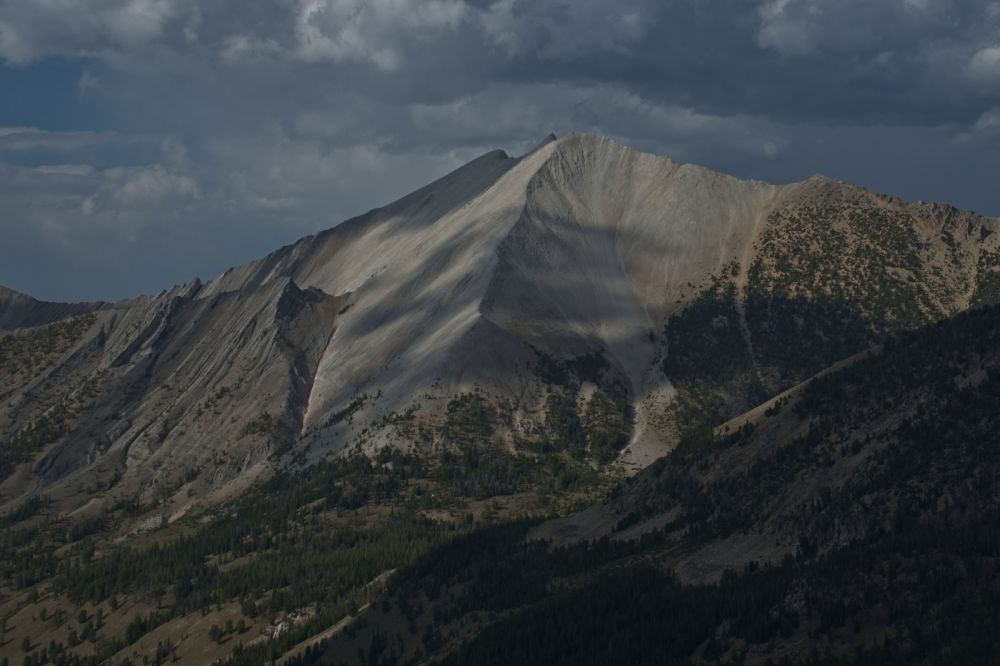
[315, 302, 1000, 665]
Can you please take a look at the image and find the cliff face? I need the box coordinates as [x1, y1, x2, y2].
[2, 133, 998, 519]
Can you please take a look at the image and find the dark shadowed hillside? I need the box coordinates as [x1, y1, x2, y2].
[313, 302, 1000, 665]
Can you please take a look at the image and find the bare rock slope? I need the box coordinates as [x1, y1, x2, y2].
[2, 133, 999, 518]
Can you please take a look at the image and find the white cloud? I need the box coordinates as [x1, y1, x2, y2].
[479, 0, 520, 55]
[99, 164, 197, 206]
[0, 127, 152, 154]
[966, 45, 1000, 88]
[78, 71, 102, 96]
[754, 0, 986, 61]
[0, 20, 30, 62]
[479, 0, 655, 60]
[102, 0, 175, 46]
[903, 0, 932, 12]
[0, 128, 197, 249]
[0, 0, 176, 64]
[971, 107, 1000, 135]
[34, 164, 98, 177]
[410, 83, 786, 163]
[292, 0, 467, 69]
[411, 93, 548, 142]
[756, 0, 817, 56]
[219, 33, 281, 63]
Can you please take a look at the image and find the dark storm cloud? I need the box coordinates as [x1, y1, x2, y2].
[1, 0, 998, 301]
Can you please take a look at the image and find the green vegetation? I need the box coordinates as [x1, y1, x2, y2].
[973, 247, 1000, 306]
[528, 347, 633, 463]
[196, 384, 232, 418]
[0, 313, 96, 387]
[663, 268, 766, 432]
[625, 303, 1000, 546]
[744, 202, 952, 392]
[430, 392, 609, 497]
[530, 348, 610, 388]
[438, 514, 1000, 666]
[0, 405, 71, 480]
[5, 453, 451, 664]
[663, 199, 982, 437]
[324, 393, 372, 427]
[583, 391, 631, 464]
[441, 393, 495, 448]
[751, 203, 937, 329]
[0, 392, 618, 665]
[54, 455, 445, 609]
[0, 314, 102, 485]
[237, 411, 278, 438]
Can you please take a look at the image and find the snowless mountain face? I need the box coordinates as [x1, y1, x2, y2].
[2, 133, 999, 519]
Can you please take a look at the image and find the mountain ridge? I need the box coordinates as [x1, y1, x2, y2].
[2, 132, 999, 518]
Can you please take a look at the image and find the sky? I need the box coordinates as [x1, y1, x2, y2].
[2, 0, 1000, 302]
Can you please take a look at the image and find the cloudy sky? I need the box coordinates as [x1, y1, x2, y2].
[2, 0, 999, 301]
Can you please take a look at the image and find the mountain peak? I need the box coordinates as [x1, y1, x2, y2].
[4, 132, 999, 524]
[521, 132, 559, 157]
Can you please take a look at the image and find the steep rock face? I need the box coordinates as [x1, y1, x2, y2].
[0, 145, 529, 514]
[0, 275, 346, 514]
[275, 135, 782, 468]
[473, 136, 781, 466]
[2, 133, 998, 517]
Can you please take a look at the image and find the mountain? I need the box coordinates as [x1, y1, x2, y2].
[3, 134, 998, 518]
[1, 133, 999, 665]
